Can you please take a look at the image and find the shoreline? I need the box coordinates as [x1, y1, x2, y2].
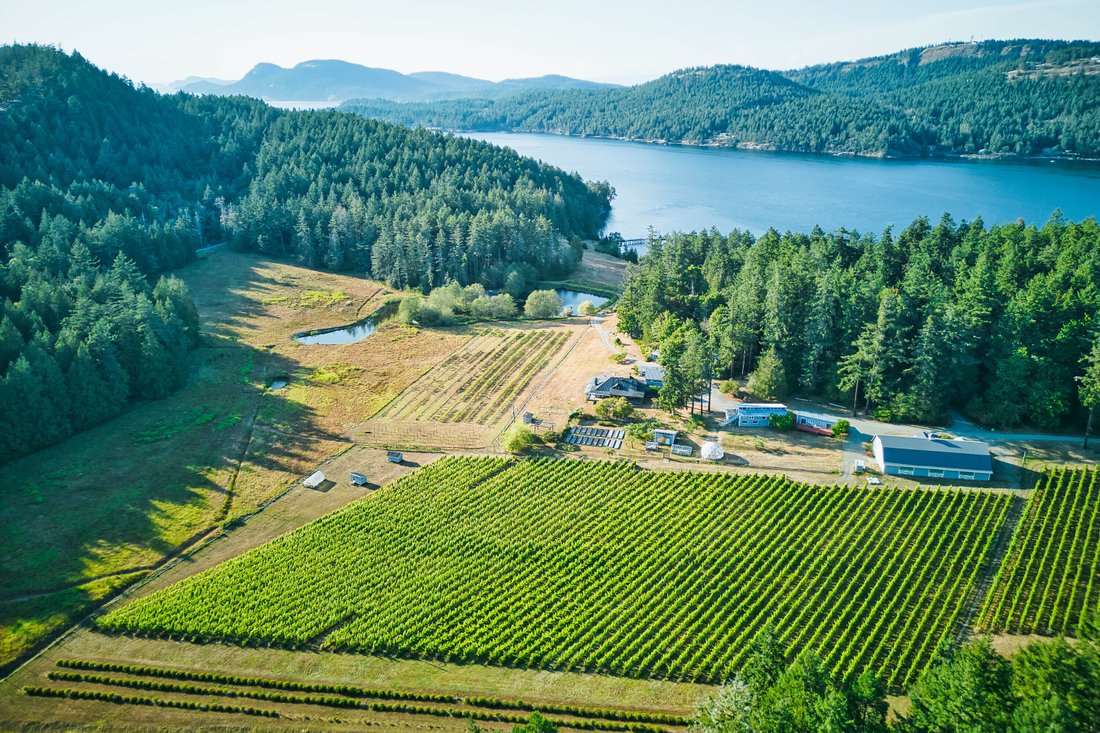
[440, 126, 1100, 165]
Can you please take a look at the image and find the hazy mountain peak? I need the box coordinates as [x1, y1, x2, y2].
[170, 60, 614, 102]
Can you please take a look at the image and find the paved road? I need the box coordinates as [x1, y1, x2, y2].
[774, 397, 1089, 482]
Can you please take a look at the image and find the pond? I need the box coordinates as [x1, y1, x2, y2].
[293, 319, 377, 345]
[556, 289, 610, 313]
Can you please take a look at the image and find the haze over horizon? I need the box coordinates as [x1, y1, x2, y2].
[3, 0, 1099, 87]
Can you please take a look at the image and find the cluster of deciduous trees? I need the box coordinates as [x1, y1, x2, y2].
[617, 214, 1100, 428]
[347, 39, 1100, 159]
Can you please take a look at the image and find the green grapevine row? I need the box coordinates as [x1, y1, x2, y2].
[978, 468, 1099, 634]
[99, 457, 1010, 690]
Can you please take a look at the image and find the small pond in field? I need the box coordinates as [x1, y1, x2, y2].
[293, 319, 376, 345]
[555, 289, 610, 312]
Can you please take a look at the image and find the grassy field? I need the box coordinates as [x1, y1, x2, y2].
[98, 457, 1009, 690]
[0, 251, 464, 671]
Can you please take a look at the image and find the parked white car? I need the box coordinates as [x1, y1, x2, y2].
[867, 476, 882, 486]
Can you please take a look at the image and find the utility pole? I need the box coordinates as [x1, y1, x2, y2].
[1077, 373, 1097, 450]
[1085, 403, 1094, 450]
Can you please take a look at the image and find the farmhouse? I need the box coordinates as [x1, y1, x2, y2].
[639, 364, 666, 388]
[793, 411, 838, 436]
[585, 375, 647, 403]
[729, 403, 789, 427]
[872, 435, 993, 481]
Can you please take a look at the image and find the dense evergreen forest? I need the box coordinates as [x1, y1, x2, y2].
[617, 214, 1100, 428]
[233, 111, 611, 289]
[0, 45, 611, 463]
[345, 39, 1100, 159]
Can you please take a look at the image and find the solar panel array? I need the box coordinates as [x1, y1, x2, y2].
[565, 426, 625, 449]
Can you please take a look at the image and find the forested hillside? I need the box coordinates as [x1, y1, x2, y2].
[0, 45, 611, 463]
[346, 39, 1100, 159]
[617, 214, 1100, 428]
[233, 111, 611, 288]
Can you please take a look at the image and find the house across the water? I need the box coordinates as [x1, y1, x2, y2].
[585, 375, 647, 403]
[872, 435, 993, 481]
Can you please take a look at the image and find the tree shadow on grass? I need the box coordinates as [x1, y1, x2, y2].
[0, 258, 353, 673]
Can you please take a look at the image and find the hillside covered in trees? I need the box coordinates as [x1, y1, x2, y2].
[0, 45, 612, 462]
[617, 214, 1100, 429]
[345, 39, 1100, 159]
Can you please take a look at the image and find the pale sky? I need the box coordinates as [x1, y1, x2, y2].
[3, 0, 1098, 86]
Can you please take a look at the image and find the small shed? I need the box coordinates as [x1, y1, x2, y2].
[654, 429, 678, 446]
[386, 450, 404, 464]
[350, 471, 369, 486]
[671, 444, 693, 457]
[701, 441, 725, 461]
[303, 471, 325, 489]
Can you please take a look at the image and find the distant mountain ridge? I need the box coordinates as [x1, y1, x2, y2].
[342, 39, 1100, 160]
[163, 59, 617, 102]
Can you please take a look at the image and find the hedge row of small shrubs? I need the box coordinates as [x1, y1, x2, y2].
[368, 703, 670, 733]
[55, 659, 456, 703]
[48, 671, 368, 709]
[22, 686, 278, 717]
[50, 660, 673, 732]
[464, 696, 686, 725]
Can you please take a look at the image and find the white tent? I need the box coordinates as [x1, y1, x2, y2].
[701, 441, 725, 461]
[303, 470, 325, 489]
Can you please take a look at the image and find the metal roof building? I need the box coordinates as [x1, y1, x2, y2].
[730, 403, 789, 427]
[872, 435, 993, 481]
[584, 375, 647, 403]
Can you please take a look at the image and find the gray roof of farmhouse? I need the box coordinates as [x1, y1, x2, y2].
[876, 435, 992, 473]
[585, 375, 646, 399]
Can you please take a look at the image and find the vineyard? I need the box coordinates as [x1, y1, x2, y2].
[98, 457, 1009, 690]
[978, 467, 1099, 635]
[376, 327, 572, 426]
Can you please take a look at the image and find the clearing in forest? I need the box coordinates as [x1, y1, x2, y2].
[98, 457, 1009, 690]
[978, 467, 1099, 636]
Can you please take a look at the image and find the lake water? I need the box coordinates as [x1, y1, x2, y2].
[555, 289, 610, 312]
[465, 132, 1100, 240]
[293, 319, 376, 345]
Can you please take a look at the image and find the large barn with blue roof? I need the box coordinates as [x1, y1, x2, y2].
[872, 435, 993, 481]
